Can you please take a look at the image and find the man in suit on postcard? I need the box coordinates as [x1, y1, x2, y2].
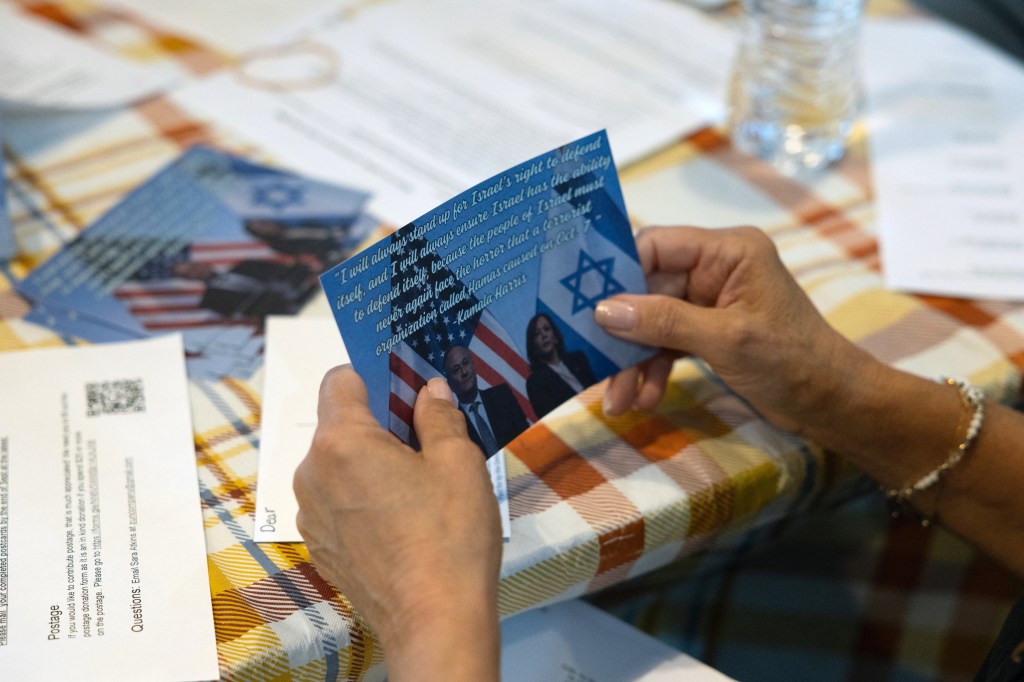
[443, 345, 529, 457]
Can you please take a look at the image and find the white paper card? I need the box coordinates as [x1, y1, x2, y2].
[865, 19, 1024, 301]
[255, 316, 347, 542]
[501, 600, 735, 681]
[174, 0, 736, 226]
[0, 5, 177, 111]
[0, 335, 218, 682]
[255, 316, 512, 542]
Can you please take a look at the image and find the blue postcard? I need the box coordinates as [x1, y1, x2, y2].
[321, 131, 654, 455]
[18, 146, 374, 379]
[0, 116, 14, 261]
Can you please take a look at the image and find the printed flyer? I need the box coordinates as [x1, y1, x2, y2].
[0, 335, 218, 681]
[321, 131, 653, 455]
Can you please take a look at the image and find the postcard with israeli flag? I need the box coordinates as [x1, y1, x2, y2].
[17, 145, 374, 380]
[0, 116, 15, 261]
[321, 130, 654, 456]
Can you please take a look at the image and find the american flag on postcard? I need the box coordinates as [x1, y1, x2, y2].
[386, 236, 536, 445]
[113, 239, 286, 331]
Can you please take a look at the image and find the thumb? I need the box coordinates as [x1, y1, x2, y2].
[595, 294, 726, 357]
[412, 377, 480, 456]
[317, 364, 378, 428]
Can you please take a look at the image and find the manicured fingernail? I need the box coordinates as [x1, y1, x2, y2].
[595, 300, 636, 331]
[602, 391, 615, 416]
[426, 377, 456, 404]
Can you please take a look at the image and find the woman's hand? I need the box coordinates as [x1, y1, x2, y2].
[293, 366, 501, 681]
[594, 226, 1024, 578]
[595, 225, 868, 434]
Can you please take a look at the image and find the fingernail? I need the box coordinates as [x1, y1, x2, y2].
[426, 377, 456, 404]
[595, 300, 636, 331]
[602, 391, 615, 416]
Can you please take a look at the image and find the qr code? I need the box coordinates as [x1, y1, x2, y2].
[86, 379, 146, 417]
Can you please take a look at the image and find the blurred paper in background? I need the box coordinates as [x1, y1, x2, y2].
[501, 600, 735, 681]
[0, 4, 177, 111]
[101, 0, 352, 56]
[175, 0, 737, 225]
[865, 19, 1024, 301]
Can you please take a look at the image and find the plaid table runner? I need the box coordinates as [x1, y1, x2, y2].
[590, 490, 1024, 681]
[2, 1, 1023, 680]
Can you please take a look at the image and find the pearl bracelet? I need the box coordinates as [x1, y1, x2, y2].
[884, 376, 985, 525]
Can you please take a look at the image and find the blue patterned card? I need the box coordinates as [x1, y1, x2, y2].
[18, 146, 374, 379]
[321, 131, 654, 455]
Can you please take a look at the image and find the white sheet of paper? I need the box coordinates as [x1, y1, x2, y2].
[0, 5, 177, 111]
[501, 600, 735, 681]
[0, 334, 218, 682]
[100, 0, 349, 55]
[255, 316, 512, 542]
[864, 19, 1024, 301]
[173, 0, 736, 226]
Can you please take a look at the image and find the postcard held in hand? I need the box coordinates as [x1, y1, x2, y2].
[321, 131, 653, 455]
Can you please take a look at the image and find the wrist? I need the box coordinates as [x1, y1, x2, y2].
[778, 329, 881, 441]
[378, 577, 499, 682]
[801, 347, 965, 491]
[798, 339, 887, 448]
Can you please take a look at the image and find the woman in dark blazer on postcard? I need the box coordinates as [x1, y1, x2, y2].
[525, 313, 597, 419]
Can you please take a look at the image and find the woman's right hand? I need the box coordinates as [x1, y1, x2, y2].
[595, 225, 873, 435]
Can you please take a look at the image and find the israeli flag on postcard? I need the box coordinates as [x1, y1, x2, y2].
[535, 163, 648, 380]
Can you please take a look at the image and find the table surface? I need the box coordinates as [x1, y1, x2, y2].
[2, 1, 1023, 680]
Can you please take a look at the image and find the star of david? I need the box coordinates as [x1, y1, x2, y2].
[559, 250, 625, 314]
[252, 182, 304, 211]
